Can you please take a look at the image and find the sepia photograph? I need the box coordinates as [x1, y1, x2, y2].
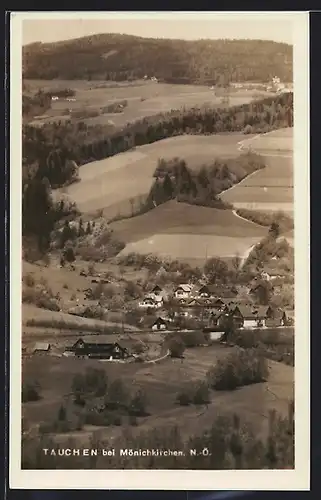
[10, 11, 309, 490]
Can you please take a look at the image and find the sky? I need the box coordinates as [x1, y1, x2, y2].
[21, 14, 294, 46]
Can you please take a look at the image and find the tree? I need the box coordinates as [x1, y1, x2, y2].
[107, 379, 129, 409]
[130, 389, 148, 416]
[58, 405, 66, 421]
[60, 220, 73, 248]
[163, 173, 174, 199]
[85, 222, 91, 235]
[71, 368, 108, 403]
[204, 257, 229, 284]
[232, 253, 242, 273]
[251, 280, 273, 305]
[63, 246, 75, 263]
[193, 381, 210, 405]
[197, 166, 210, 188]
[78, 218, 85, 237]
[22, 382, 41, 403]
[129, 198, 135, 216]
[169, 337, 186, 358]
[269, 221, 280, 239]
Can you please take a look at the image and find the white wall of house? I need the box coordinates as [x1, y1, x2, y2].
[152, 323, 166, 331]
[243, 319, 258, 329]
[175, 290, 190, 299]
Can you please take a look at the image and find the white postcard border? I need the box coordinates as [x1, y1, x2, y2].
[9, 11, 310, 490]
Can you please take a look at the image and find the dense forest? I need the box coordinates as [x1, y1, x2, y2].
[23, 34, 293, 83]
[130, 153, 266, 216]
[23, 91, 293, 189]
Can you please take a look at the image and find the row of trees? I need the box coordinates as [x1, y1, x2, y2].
[23, 34, 292, 82]
[23, 92, 293, 191]
[140, 153, 265, 212]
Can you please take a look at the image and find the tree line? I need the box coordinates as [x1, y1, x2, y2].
[130, 153, 266, 215]
[23, 91, 293, 191]
[23, 34, 292, 83]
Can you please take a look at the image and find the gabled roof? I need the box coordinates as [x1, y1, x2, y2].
[267, 307, 286, 320]
[233, 305, 268, 319]
[175, 284, 192, 292]
[72, 339, 128, 353]
[33, 342, 50, 351]
[145, 316, 168, 328]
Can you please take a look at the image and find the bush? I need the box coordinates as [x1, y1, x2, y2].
[129, 415, 138, 426]
[106, 379, 130, 410]
[176, 390, 192, 406]
[179, 331, 207, 347]
[72, 368, 108, 401]
[207, 348, 269, 391]
[129, 389, 148, 416]
[84, 412, 111, 427]
[132, 342, 145, 355]
[230, 330, 258, 349]
[24, 273, 35, 287]
[169, 337, 186, 358]
[193, 381, 211, 405]
[22, 286, 60, 311]
[22, 382, 41, 403]
[63, 246, 75, 263]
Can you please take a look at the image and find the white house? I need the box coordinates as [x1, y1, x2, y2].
[174, 284, 192, 299]
[139, 295, 163, 309]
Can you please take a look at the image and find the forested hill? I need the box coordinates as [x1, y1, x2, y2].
[23, 34, 293, 83]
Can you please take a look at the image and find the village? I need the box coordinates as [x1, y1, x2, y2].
[25, 250, 294, 363]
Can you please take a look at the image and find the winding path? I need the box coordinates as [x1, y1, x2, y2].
[228, 129, 294, 264]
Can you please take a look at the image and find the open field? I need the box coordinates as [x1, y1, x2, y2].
[22, 344, 294, 446]
[111, 200, 266, 264]
[26, 79, 263, 128]
[60, 133, 256, 217]
[220, 128, 293, 214]
[117, 234, 264, 265]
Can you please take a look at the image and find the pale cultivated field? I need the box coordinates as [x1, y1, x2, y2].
[61, 133, 254, 217]
[118, 233, 263, 264]
[26, 79, 259, 128]
[220, 128, 294, 215]
[111, 200, 266, 242]
[111, 200, 265, 263]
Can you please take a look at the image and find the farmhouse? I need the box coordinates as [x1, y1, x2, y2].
[69, 339, 130, 360]
[231, 305, 268, 329]
[150, 285, 163, 296]
[174, 284, 192, 299]
[33, 342, 51, 354]
[265, 307, 287, 327]
[139, 295, 163, 309]
[191, 284, 211, 298]
[150, 317, 168, 331]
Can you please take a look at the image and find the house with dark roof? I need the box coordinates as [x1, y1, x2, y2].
[150, 316, 168, 331]
[231, 305, 268, 329]
[69, 339, 130, 360]
[265, 307, 287, 327]
[150, 285, 163, 296]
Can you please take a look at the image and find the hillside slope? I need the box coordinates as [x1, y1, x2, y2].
[23, 34, 293, 83]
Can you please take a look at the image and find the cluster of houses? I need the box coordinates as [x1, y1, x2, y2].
[138, 283, 288, 331]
